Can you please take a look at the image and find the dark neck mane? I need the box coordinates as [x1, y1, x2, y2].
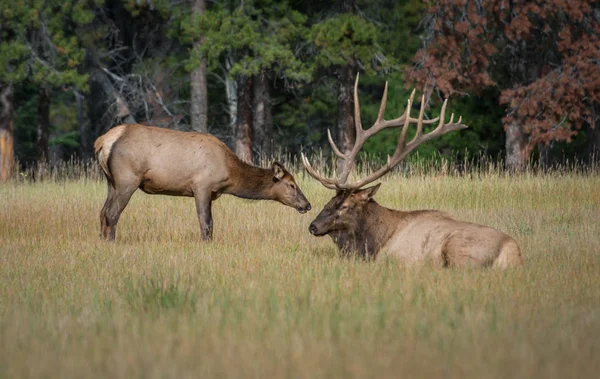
[227, 159, 275, 200]
[334, 201, 400, 258]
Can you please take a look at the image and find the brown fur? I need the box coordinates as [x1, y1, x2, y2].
[94, 124, 311, 241]
[309, 185, 523, 269]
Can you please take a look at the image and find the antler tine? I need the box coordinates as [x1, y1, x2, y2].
[406, 98, 469, 150]
[333, 73, 368, 187]
[398, 97, 414, 149]
[375, 81, 389, 123]
[327, 129, 345, 159]
[340, 98, 414, 190]
[415, 94, 426, 139]
[379, 88, 441, 129]
[300, 152, 338, 190]
[363, 83, 405, 140]
[354, 73, 363, 136]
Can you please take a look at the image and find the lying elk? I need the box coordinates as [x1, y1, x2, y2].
[94, 124, 311, 241]
[302, 76, 523, 268]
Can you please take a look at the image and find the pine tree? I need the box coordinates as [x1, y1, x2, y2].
[0, 0, 97, 170]
[184, 0, 310, 161]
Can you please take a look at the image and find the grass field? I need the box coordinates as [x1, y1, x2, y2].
[1, 167, 599, 378]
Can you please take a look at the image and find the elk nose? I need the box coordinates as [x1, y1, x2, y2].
[309, 223, 317, 235]
[306, 203, 312, 211]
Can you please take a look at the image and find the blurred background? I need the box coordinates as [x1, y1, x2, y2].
[0, 0, 598, 181]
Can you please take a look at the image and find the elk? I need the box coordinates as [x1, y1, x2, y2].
[94, 124, 311, 241]
[301, 76, 523, 268]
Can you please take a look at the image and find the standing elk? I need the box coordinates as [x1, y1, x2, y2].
[94, 124, 311, 241]
[301, 76, 523, 268]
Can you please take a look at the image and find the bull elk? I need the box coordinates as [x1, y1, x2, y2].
[94, 124, 311, 241]
[302, 76, 523, 268]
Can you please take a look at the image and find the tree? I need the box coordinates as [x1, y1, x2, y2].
[253, 74, 273, 156]
[408, 0, 600, 170]
[190, 0, 309, 161]
[235, 75, 253, 162]
[0, 84, 14, 181]
[272, 0, 427, 159]
[309, 0, 399, 155]
[86, 0, 187, 146]
[0, 0, 96, 165]
[190, 0, 208, 133]
[36, 87, 50, 160]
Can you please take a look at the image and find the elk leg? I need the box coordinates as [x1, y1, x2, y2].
[103, 185, 137, 241]
[193, 191, 213, 241]
[100, 181, 116, 239]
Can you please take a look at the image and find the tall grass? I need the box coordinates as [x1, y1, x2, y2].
[1, 160, 599, 378]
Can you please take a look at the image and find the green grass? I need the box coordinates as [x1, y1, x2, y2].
[1, 170, 599, 378]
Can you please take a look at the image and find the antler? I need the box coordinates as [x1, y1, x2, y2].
[301, 73, 468, 190]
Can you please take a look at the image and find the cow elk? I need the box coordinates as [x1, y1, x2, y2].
[302, 75, 523, 269]
[94, 124, 311, 241]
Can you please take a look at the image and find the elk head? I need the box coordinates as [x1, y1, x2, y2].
[308, 184, 380, 236]
[271, 162, 312, 214]
[302, 74, 468, 237]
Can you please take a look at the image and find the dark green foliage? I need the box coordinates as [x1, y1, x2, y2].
[311, 13, 382, 72]
[12, 85, 38, 162]
[2, 0, 596, 167]
[184, 0, 311, 80]
[1, 0, 100, 160]
[13, 83, 83, 163]
[0, 0, 95, 89]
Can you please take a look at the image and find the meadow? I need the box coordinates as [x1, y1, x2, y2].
[1, 163, 599, 378]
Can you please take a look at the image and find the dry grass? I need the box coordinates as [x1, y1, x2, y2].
[1, 168, 599, 378]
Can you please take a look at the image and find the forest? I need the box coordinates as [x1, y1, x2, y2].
[1, 0, 599, 182]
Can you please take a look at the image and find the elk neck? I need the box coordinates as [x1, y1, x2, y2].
[226, 159, 277, 201]
[344, 201, 404, 258]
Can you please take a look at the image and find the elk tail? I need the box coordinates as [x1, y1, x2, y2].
[493, 238, 524, 269]
[94, 125, 126, 184]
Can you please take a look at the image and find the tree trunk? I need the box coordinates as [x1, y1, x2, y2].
[190, 0, 208, 133]
[225, 54, 238, 130]
[235, 75, 253, 163]
[75, 90, 89, 159]
[337, 63, 356, 155]
[336, 0, 357, 156]
[253, 74, 272, 157]
[503, 1, 531, 172]
[0, 84, 15, 182]
[37, 87, 50, 161]
[342, 0, 356, 12]
[587, 103, 600, 165]
[505, 122, 528, 171]
[537, 142, 552, 170]
[588, 126, 600, 165]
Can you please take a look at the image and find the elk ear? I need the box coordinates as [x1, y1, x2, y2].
[272, 161, 286, 181]
[352, 183, 381, 203]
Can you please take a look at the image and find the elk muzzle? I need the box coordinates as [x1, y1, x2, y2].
[298, 203, 312, 214]
[308, 220, 328, 236]
[294, 190, 311, 214]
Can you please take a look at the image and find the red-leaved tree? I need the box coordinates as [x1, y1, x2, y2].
[407, 0, 600, 169]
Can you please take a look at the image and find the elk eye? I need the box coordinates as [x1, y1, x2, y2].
[290, 184, 296, 190]
[339, 205, 348, 211]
